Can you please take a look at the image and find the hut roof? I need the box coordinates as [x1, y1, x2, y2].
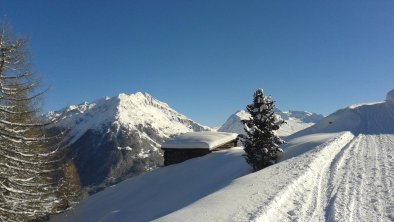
[161, 132, 238, 149]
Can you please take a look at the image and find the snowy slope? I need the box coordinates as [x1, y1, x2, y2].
[52, 131, 361, 222]
[159, 91, 394, 221]
[52, 148, 251, 222]
[219, 109, 324, 137]
[159, 133, 394, 222]
[289, 99, 394, 138]
[46, 92, 210, 188]
[52, 90, 394, 222]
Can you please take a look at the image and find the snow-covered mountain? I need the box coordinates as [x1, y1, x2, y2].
[53, 90, 394, 222]
[289, 89, 394, 138]
[219, 109, 324, 137]
[46, 92, 209, 189]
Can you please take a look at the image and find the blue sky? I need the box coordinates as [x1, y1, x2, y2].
[2, 0, 394, 126]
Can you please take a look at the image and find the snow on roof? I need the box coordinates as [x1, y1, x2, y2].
[161, 132, 238, 149]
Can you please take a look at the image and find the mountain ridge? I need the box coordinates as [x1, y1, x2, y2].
[46, 92, 209, 189]
[219, 109, 324, 137]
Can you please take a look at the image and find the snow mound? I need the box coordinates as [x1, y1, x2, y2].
[161, 132, 238, 149]
[386, 89, 394, 102]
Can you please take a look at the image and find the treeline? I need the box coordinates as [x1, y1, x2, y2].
[0, 25, 82, 221]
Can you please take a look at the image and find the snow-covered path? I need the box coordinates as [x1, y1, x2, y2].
[256, 134, 394, 222]
[326, 135, 394, 221]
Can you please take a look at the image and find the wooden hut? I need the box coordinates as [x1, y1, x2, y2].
[161, 132, 238, 166]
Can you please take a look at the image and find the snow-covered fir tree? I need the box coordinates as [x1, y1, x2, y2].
[0, 25, 79, 221]
[240, 88, 285, 171]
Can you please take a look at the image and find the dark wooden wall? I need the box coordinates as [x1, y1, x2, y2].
[162, 139, 237, 166]
[163, 149, 211, 166]
[211, 140, 237, 151]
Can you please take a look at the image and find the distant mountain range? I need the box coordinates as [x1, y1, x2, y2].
[219, 109, 324, 137]
[46, 92, 323, 191]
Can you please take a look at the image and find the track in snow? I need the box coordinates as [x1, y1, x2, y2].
[257, 134, 394, 222]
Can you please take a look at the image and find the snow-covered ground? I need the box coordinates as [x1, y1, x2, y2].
[52, 90, 394, 222]
[158, 132, 394, 222]
[52, 148, 251, 222]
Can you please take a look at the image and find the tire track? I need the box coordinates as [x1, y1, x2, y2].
[254, 132, 355, 222]
[255, 134, 394, 222]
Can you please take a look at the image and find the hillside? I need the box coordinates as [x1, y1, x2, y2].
[52, 90, 394, 222]
[289, 89, 394, 138]
[46, 92, 209, 188]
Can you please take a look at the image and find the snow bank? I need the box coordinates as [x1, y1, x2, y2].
[279, 132, 343, 161]
[161, 132, 238, 149]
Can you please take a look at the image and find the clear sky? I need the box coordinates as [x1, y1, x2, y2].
[2, 0, 394, 127]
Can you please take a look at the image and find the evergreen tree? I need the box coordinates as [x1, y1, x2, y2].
[240, 88, 285, 171]
[0, 24, 80, 221]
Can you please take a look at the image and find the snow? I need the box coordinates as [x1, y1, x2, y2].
[290, 100, 394, 137]
[157, 132, 356, 222]
[219, 109, 321, 137]
[218, 110, 250, 135]
[278, 132, 343, 161]
[52, 92, 394, 222]
[117, 146, 132, 151]
[51, 148, 251, 222]
[45, 92, 210, 144]
[159, 132, 394, 222]
[348, 101, 384, 109]
[52, 131, 394, 221]
[161, 132, 238, 149]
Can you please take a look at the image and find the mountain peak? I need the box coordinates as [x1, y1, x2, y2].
[219, 108, 324, 137]
[117, 92, 151, 100]
[116, 92, 169, 108]
[47, 92, 209, 144]
[46, 92, 210, 188]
